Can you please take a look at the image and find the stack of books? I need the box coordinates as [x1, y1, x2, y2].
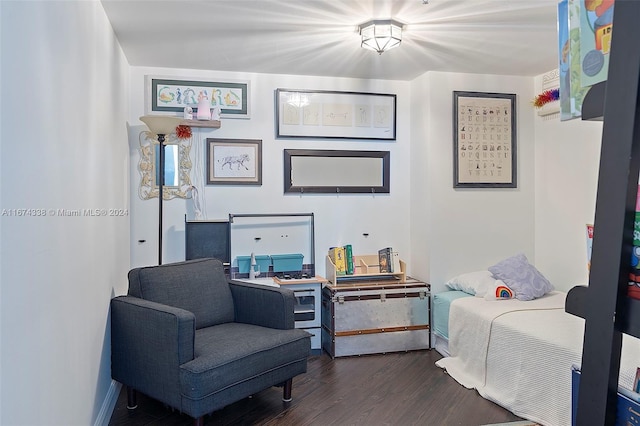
[588, 184, 640, 300]
[631, 185, 640, 300]
[328, 245, 354, 275]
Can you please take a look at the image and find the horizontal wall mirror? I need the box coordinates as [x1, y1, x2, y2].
[284, 149, 390, 194]
[139, 131, 192, 200]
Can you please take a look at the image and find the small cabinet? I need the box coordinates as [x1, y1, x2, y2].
[274, 276, 326, 354]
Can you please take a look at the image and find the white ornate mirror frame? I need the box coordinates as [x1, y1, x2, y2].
[138, 131, 192, 200]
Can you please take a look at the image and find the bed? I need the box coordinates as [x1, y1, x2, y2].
[434, 290, 640, 426]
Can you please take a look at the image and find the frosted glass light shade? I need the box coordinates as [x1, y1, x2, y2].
[140, 115, 183, 135]
[359, 20, 403, 55]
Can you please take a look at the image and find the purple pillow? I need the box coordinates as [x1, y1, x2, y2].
[488, 253, 554, 301]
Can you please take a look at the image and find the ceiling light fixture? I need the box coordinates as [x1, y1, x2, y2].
[359, 19, 403, 55]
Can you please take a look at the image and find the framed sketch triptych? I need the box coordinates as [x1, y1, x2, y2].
[275, 89, 397, 140]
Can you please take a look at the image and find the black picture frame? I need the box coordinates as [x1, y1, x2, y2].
[276, 89, 396, 140]
[453, 91, 517, 188]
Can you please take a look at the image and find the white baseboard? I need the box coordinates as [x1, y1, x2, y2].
[94, 380, 122, 426]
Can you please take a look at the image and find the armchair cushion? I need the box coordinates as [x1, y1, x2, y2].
[128, 258, 234, 329]
[180, 323, 310, 399]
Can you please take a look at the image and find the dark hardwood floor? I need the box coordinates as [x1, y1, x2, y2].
[109, 350, 523, 426]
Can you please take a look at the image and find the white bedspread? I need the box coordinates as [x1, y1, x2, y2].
[435, 291, 640, 426]
[435, 291, 567, 389]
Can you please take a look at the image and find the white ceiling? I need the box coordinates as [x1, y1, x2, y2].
[101, 0, 560, 81]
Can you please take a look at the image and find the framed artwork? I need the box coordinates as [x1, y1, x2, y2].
[453, 91, 517, 188]
[275, 89, 396, 140]
[206, 139, 262, 185]
[145, 76, 250, 119]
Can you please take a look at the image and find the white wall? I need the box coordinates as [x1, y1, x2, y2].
[533, 75, 603, 291]
[0, 2, 130, 425]
[129, 66, 601, 295]
[128, 67, 413, 277]
[410, 72, 538, 294]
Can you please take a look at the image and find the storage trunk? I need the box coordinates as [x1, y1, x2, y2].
[321, 278, 430, 358]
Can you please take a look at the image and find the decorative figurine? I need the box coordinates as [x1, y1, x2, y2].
[211, 106, 221, 121]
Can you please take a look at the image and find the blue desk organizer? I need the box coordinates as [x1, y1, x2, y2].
[271, 253, 304, 273]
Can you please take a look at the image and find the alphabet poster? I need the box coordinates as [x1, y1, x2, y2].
[453, 91, 517, 188]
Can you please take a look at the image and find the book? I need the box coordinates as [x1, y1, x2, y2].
[590, 220, 640, 300]
[378, 247, 392, 273]
[586, 223, 594, 271]
[344, 244, 354, 275]
[633, 185, 640, 300]
[391, 250, 401, 274]
[328, 247, 346, 275]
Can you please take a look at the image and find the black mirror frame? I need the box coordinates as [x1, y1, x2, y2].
[284, 149, 390, 194]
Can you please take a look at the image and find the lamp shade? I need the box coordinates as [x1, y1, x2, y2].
[359, 20, 403, 55]
[140, 115, 183, 135]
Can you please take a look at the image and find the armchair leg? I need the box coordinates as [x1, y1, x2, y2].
[193, 416, 204, 426]
[282, 378, 293, 402]
[126, 386, 138, 410]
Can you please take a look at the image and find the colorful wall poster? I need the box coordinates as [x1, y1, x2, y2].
[567, 0, 591, 120]
[579, 0, 614, 88]
[558, 0, 573, 120]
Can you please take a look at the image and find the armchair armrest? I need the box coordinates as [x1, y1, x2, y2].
[110, 296, 195, 405]
[228, 281, 296, 329]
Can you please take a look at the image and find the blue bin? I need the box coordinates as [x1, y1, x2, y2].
[237, 255, 271, 274]
[271, 253, 304, 273]
[572, 367, 640, 426]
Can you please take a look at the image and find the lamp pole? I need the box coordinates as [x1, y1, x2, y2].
[139, 115, 182, 266]
[157, 134, 166, 265]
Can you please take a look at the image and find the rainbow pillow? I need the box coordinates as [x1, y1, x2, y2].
[485, 280, 515, 300]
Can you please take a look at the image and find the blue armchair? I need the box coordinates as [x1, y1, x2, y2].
[111, 258, 310, 426]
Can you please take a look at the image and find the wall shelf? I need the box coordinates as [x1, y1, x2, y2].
[181, 119, 221, 128]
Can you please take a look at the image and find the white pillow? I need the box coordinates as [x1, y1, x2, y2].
[484, 280, 516, 301]
[445, 270, 496, 297]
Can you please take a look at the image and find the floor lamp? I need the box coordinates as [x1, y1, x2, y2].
[139, 115, 184, 265]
